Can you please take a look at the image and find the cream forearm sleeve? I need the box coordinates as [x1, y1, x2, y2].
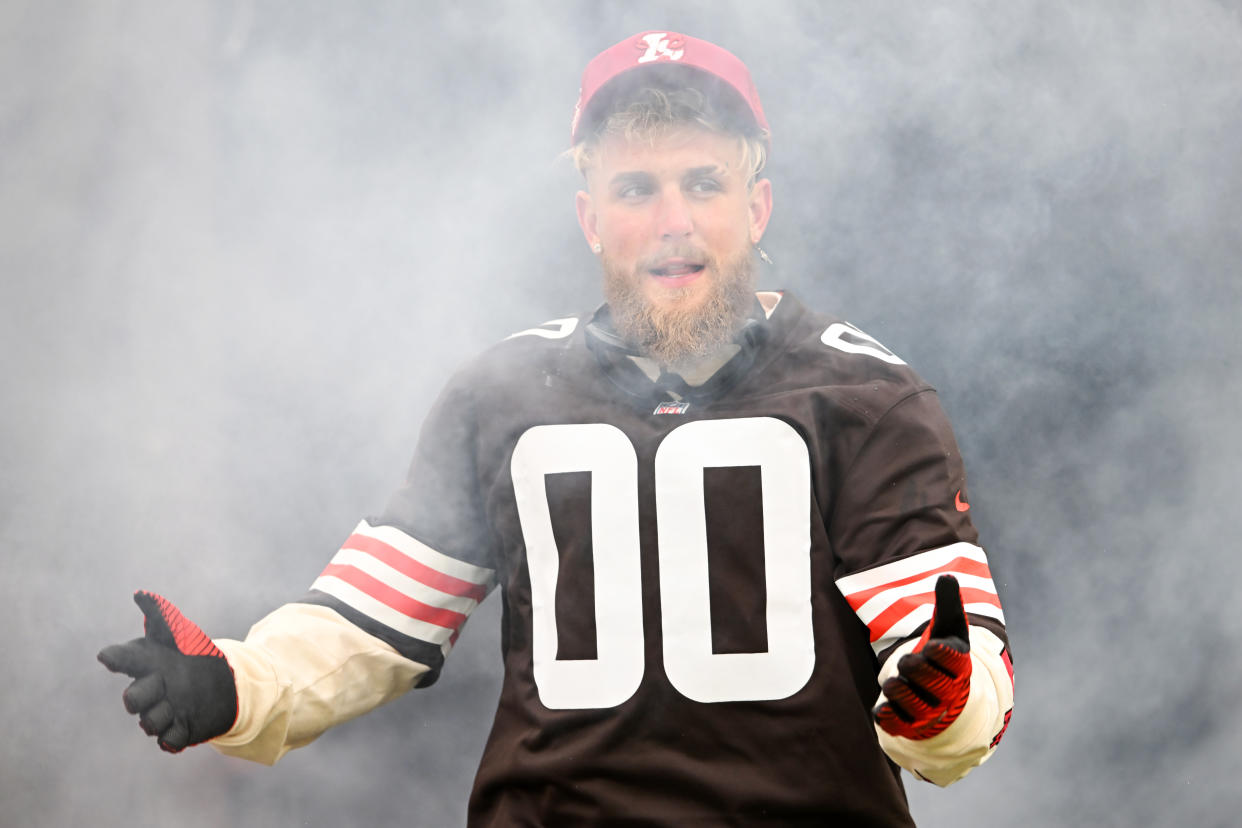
[208, 603, 430, 765]
[875, 625, 1014, 786]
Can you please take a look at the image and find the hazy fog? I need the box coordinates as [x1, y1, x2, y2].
[3, 1, 1240, 825]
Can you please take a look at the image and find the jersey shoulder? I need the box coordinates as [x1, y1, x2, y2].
[752, 292, 934, 413]
[440, 311, 595, 403]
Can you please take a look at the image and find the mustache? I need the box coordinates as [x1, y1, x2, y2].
[634, 244, 712, 271]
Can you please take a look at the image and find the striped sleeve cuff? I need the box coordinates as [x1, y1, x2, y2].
[309, 520, 497, 659]
[835, 542, 1004, 655]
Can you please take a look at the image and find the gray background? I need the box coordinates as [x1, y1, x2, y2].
[4, 1, 1241, 825]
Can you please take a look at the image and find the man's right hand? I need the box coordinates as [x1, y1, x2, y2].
[98, 591, 238, 753]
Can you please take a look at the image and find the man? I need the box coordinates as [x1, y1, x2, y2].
[100, 31, 1014, 826]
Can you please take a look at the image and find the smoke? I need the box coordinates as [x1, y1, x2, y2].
[3, 1, 1239, 825]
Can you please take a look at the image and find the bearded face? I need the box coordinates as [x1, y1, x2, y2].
[602, 242, 756, 366]
[575, 127, 773, 369]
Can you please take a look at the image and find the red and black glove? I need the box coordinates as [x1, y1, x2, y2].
[873, 575, 972, 740]
[97, 591, 238, 753]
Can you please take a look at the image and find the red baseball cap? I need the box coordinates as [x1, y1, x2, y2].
[570, 31, 769, 145]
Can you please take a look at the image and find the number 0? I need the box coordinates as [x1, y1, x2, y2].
[655, 418, 814, 702]
[511, 424, 644, 709]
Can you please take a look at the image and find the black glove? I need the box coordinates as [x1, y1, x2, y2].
[98, 591, 238, 753]
[873, 575, 973, 741]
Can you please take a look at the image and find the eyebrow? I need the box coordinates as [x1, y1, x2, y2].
[683, 165, 724, 180]
[608, 170, 654, 189]
[608, 165, 726, 189]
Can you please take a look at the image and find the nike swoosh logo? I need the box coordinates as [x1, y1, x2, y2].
[955, 490, 970, 512]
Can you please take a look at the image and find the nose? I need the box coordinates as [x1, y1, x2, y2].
[655, 188, 693, 241]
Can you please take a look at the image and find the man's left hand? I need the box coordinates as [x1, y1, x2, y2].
[873, 575, 972, 741]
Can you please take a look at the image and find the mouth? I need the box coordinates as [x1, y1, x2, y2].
[648, 258, 706, 285]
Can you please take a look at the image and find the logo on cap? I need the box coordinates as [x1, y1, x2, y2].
[637, 32, 685, 64]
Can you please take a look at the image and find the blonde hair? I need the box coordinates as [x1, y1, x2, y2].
[569, 83, 769, 188]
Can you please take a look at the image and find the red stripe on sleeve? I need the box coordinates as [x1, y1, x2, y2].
[842, 556, 993, 611]
[867, 587, 1004, 643]
[342, 533, 489, 602]
[321, 563, 469, 632]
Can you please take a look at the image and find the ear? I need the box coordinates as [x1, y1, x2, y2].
[747, 178, 773, 244]
[575, 190, 599, 252]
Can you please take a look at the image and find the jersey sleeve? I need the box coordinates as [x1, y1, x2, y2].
[210, 374, 499, 764]
[298, 372, 499, 686]
[828, 388, 1014, 783]
[829, 388, 1006, 658]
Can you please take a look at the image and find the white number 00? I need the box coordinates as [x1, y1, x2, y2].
[511, 418, 815, 710]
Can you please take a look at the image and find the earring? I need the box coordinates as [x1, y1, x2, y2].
[755, 244, 773, 265]
[592, 242, 602, 254]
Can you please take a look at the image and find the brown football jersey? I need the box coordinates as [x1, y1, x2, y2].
[299, 292, 1008, 826]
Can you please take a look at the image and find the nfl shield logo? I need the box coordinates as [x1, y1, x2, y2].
[653, 401, 690, 415]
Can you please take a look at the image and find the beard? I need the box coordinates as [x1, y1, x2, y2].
[602, 244, 756, 368]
